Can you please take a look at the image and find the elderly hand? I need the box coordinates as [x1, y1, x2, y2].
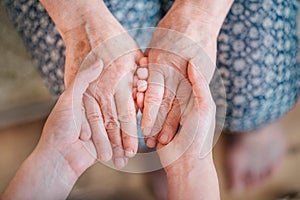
[88, 46, 143, 169]
[140, 1, 220, 147]
[157, 61, 220, 200]
[44, 0, 144, 168]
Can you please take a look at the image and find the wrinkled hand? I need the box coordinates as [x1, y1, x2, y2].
[157, 62, 219, 200]
[157, 61, 216, 170]
[61, 10, 143, 168]
[141, 1, 217, 147]
[88, 46, 143, 169]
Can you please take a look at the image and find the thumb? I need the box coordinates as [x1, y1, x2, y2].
[187, 61, 214, 112]
[70, 59, 103, 99]
[62, 58, 103, 135]
[187, 61, 216, 158]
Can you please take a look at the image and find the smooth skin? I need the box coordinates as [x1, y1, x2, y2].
[1, 58, 104, 200]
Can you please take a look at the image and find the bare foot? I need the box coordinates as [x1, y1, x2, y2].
[225, 121, 286, 193]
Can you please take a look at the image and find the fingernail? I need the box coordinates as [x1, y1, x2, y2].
[159, 134, 169, 144]
[125, 149, 135, 158]
[137, 80, 148, 92]
[137, 68, 149, 80]
[100, 152, 111, 162]
[114, 158, 125, 169]
[146, 138, 157, 148]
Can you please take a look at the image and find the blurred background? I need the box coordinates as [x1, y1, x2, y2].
[1, 3, 300, 200]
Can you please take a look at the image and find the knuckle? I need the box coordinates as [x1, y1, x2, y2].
[105, 118, 120, 130]
[111, 143, 124, 152]
[160, 96, 173, 111]
[87, 111, 103, 123]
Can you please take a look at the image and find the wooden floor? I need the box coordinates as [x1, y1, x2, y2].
[0, 101, 299, 200]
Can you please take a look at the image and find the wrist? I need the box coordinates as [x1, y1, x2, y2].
[165, 155, 211, 176]
[33, 143, 80, 185]
[164, 0, 233, 39]
[2, 145, 79, 199]
[165, 154, 220, 200]
[40, 0, 125, 43]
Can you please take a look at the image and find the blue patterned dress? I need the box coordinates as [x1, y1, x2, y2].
[4, 0, 300, 132]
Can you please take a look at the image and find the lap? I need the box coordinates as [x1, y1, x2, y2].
[215, 0, 300, 131]
[4, 0, 300, 131]
[4, 0, 161, 97]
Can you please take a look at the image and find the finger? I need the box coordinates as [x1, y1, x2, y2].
[141, 67, 164, 136]
[80, 106, 92, 141]
[150, 77, 178, 136]
[136, 92, 144, 111]
[144, 135, 158, 148]
[60, 59, 103, 135]
[99, 93, 126, 169]
[158, 98, 181, 145]
[133, 75, 138, 88]
[84, 92, 112, 162]
[137, 80, 148, 92]
[158, 75, 193, 147]
[137, 68, 148, 80]
[144, 49, 151, 57]
[139, 57, 148, 67]
[176, 77, 193, 124]
[133, 88, 138, 100]
[187, 62, 216, 157]
[187, 61, 214, 111]
[189, 54, 215, 83]
[115, 73, 138, 158]
[70, 59, 104, 101]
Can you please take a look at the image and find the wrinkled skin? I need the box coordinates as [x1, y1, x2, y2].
[141, 1, 218, 147]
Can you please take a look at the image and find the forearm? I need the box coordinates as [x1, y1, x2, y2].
[39, 0, 124, 41]
[1, 146, 78, 200]
[165, 0, 233, 38]
[175, 0, 233, 31]
[165, 156, 220, 200]
[40, 0, 131, 86]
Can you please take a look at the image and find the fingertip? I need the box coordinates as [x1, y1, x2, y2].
[114, 158, 127, 169]
[80, 130, 91, 141]
[158, 134, 169, 145]
[146, 136, 157, 148]
[137, 80, 148, 92]
[125, 149, 136, 158]
[137, 68, 149, 80]
[99, 151, 113, 162]
[139, 57, 148, 67]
